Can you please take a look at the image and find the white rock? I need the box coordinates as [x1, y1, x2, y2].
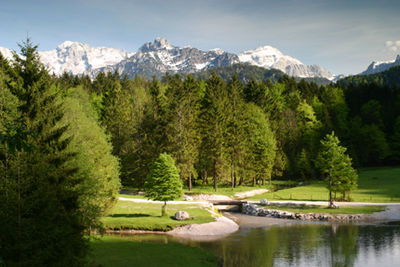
[184, 195, 193, 201]
[174, 211, 190, 221]
[260, 199, 268, 205]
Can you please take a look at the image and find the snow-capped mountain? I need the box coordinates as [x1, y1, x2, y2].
[0, 42, 134, 76]
[39, 41, 135, 76]
[92, 38, 239, 78]
[360, 55, 400, 75]
[1, 38, 335, 80]
[238, 46, 334, 80]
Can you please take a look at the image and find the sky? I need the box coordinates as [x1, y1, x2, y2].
[1, 0, 400, 75]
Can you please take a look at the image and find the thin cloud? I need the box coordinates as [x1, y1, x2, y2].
[385, 40, 400, 52]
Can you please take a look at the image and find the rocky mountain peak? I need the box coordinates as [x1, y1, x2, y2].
[139, 37, 173, 52]
[360, 54, 400, 75]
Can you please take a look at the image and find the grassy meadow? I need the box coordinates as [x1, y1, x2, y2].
[102, 200, 215, 231]
[249, 167, 400, 203]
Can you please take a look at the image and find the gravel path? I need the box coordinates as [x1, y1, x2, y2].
[234, 189, 268, 199]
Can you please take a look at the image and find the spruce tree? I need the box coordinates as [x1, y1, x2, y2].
[144, 153, 182, 216]
[224, 74, 246, 188]
[1, 39, 87, 266]
[165, 74, 200, 191]
[317, 132, 358, 203]
[198, 73, 229, 191]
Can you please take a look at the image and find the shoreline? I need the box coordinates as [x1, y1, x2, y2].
[109, 196, 400, 238]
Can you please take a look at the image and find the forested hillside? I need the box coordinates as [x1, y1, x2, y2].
[338, 66, 400, 88]
[191, 63, 332, 86]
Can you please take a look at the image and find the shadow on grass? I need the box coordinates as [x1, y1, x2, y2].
[109, 213, 151, 218]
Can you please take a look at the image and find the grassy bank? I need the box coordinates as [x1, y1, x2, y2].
[89, 235, 220, 267]
[184, 184, 272, 197]
[261, 204, 386, 214]
[102, 200, 215, 231]
[249, 167, 400, 203]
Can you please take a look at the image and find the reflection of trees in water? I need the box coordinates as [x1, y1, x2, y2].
[111, 222, 400, 267]
[356, 223, 400, 254]
[329, 224, 358, 267]
[202, 224, 360, 267]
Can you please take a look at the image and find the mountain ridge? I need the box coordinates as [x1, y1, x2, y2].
[0, 38, 334, 80]
[360, 54, 400, 75]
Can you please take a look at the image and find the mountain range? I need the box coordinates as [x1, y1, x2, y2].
[0, 38, 335, 80]
[1, 38, 398, 81]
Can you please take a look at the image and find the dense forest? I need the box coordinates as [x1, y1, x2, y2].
[1, 40, 400, 265]
[54, 59, 400, 190]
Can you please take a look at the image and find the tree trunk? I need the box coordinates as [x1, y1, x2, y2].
[233, 170, 237, 188]
[262, 176, 265, 186]
[188, 173, 192, 192]
[203, 169, 208, 185]
[252, 177, 256, 187]
[17, 152, 21, 266]
[213, 159, 217, 192]
[162, 201, 167, 217]
[239, 176, 243, 186]
[231, 161, 234, 190]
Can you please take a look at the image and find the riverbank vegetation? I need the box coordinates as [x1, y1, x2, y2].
[89, 235, 220, 267]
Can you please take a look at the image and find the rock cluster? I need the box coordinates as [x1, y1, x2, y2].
[242, 203, 362, 221]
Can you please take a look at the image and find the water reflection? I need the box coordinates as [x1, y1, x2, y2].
[113, 220, 400, 267]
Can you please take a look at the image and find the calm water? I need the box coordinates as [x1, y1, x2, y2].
[113, 215, 400, 267]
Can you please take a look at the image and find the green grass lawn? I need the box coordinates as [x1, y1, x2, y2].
[117, 193, 147, 199]
[261, 204, 386, 214]
[183, 184, 276, 197]
[102, 200, 215, 231]
[89, 235, 220, 267]
[249, 166, 400, 203]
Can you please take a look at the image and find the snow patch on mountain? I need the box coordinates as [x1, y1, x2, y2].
[38, 41, 135, 76]
[238, 45, 334, 80]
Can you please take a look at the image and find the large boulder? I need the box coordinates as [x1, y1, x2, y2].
[174, 211, 190, 221]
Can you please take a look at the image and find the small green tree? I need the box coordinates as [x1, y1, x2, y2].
[145, 153, 182, 216]
[317, 132, 358, 204]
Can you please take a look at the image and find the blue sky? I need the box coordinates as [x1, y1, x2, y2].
[1, 0, 400, 74]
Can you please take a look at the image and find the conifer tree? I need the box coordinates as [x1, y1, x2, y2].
[0, 39, 87, 266]
[224, 74, 246, 188]
[62, 87, 121, 229]
[144, 153, 182, 216]
[165, 74, 200, 191]
[317, 132, 358, 203]
[242, 103, 277, 186]
[198, 73, 229, 191]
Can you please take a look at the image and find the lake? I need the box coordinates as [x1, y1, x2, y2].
[112, 213, 400, 267]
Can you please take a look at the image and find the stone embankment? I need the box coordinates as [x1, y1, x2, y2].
[242, 203, 362, 221]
